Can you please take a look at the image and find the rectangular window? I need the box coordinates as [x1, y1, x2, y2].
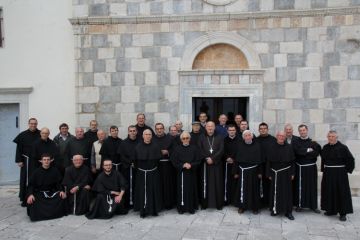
[0, 8, 3, 47]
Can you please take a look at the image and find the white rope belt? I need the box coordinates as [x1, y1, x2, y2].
[224, 162, 232, 202]
[181, 171, 184, 206]
[324, 165, 345, 168]
[138, 167, 158, 209]
[73, 191, 77, 215]
[239, 165, 258, 203]
[271, 165, 291, 214]
[159, 159, 170, 162]
[112, 163, 121, 171]
[129, 166, 133, 205]
[296, 162, 316, 207]
[22, 154, 30, 186]
[41, 191, 59, 199]
[203, 162, 207, 199]
[106, 194, 113, 213]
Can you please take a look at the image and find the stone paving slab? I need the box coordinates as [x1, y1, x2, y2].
[0, 185, 359, 240]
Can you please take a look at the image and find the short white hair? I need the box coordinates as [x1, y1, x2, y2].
[242, 130, 252, 139]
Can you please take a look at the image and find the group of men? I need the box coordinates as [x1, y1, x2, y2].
[13, 112, 355, 222]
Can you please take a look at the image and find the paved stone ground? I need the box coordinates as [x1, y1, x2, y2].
[0, 185, 359, 240]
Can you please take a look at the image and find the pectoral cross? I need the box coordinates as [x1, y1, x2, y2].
[209, 148, 213, 154]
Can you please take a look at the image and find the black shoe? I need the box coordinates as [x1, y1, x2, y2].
[312, 208, 321, 214]
[324, 211, 336, 216]
[189, 210, 195, 214]
[178, 210, 184, 214]
[21, 202, 26, 207]
[253, 210, 259, 215]
[152, 213, 158, 217]
[140, 212, 147, 218]
[285, 213, 295, 220]
[339, 215, 347, 221]
[238, 208, 244, 214]
[270, 211, 277, 216]
[295, 207, 302, 212]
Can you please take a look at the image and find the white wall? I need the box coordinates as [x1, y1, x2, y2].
[0, 0, 75, 137]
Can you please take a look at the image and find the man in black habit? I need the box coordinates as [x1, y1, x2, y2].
[26, 153, 67, 221]
[233, 130, 262, 214]
[134, 129, 163, 218]
[118, 125, 140, 209]
[267, 131, 295, 220]
[54, 123, 74, 175]
[135, 113, 155, 138]
[223, 124, 239, 206]
[198, 121, 224, 210]
[86, 159, 127, 219]
[190, 121, 202, 146]
[293, 124, 321, 213]
[100, 126, 122, 171]
[153, 122, 176, 209]
[256, 122, 276, 208]
[321, 130, 355, 221]
[170, 131, 200, 214]
[32, 127, 59, 172]
[62, 154, 92, 215]
[65, 127, 92, 168]
[84, 120, 99, 144]
[13, 117, 41, 206]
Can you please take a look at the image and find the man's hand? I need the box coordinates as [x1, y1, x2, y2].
[17, 162, 24, 168]
[59, 191, 66, 199]
[269, 176, 272, 180]
[27, 194, 35, 205]
[161, 150, 169, 156]
[91, 166, 97, 174]
[206, 158, 213, 165]
[84, 185, 91, 190]
[115, 195, 122, 203]
[234, 174, 239, 179]
[258, 174, 262, 179]
[291, 175, 294, 181]
[226, 158, 234, 164]
[70, 186, 79, 194]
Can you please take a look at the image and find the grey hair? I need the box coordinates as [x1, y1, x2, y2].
[180, 131, 191, 139]
[242, 130, 252, 139]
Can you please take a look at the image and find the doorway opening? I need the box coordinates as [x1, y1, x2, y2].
[192, 97, 248, 124]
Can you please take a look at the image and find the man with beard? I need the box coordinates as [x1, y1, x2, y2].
[267, 131, 295, 220]
[13, 118, 41, 206]
[86, 159, 128, 219]
[62, 154, 92, 215]
[26, 153, 67, 221]
[293, 124, 321, 213]
[256, 122, 276, 208]
[170, 131, 200, 214]
[284, 123, 299, 145]
[118, 125, 140, 209]
[135, 113, 154, 138]
[84, 120, 98, 144]
[198, 121, 224, 210]
[153, 122, 176, 209]
[32, 127, 59, 172]
[321, 130, 355, 221]
[65, 127, 92, 168]
[134, 129, 163, 218]
[233, 130, 262, 214]
[100, 126, 122, 172]
[223, 125, 239, 206]
[90, 129, 106, 176]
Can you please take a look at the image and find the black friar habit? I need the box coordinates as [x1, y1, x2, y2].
[135, 124, 155, 139]
[320, 141, 355, 216]
[170, 144, 201, 214]
[266, 142, 295, 215]
[32, 138, 59, 174]
[62, 164, 93, 215]
[13, 128, 41, 203]
[153, 134, 177, 209]
[84, 129, 98, 144]
[100, 136, 122, 171]
[198, 133, 224, 209]
[293, 137, 321, 210]
[134, 141, 163, 217]
[86, 170, 128, 219]
[256, 134, 276, 208]
[223, 135, 239, 205]
[65, 137, 92, 168]
[233, 140, 262, 212]
[118, 136, 140, 209]
[26, 166, 67, 221]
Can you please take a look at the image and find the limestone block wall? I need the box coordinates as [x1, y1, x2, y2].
[71, 3, 360, 187]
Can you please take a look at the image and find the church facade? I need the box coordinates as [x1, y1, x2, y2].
[0, 0, 359, 191]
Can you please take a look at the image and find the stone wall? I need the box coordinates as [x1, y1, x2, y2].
[71, 3, 360, 178]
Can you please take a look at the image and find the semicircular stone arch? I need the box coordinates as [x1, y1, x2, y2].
[181, 32, 261, 70]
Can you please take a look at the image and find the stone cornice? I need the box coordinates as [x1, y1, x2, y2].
[70, 7, 360, 25]
[179, 69, 265, 76]
[0, 87, 33, 94]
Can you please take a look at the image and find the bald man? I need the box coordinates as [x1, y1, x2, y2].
[31, 127, 59, 174]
